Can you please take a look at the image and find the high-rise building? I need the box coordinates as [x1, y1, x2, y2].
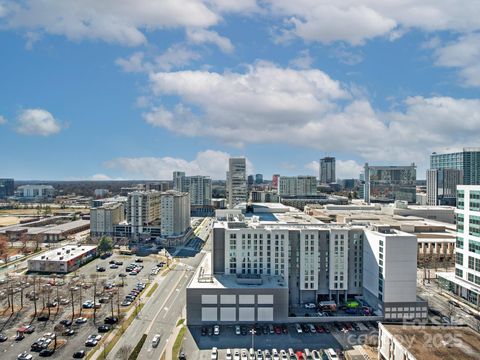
[172, 172, 212, 206]
[431, 147, 480, 185]
[272, 174, 280, 189]
[255, 174, 263, 184]
[90, 202, 125, 237]
[126, 191, 161, 238]
[320, 157, 336, 184]
[438, 185, 480, 306]
[363, 163, 417, 203]
[278, 176, 317, 197]
[160, 191, 190, 237]
[426, 168, 461, 206]
[247, 175, 254, 187]
[146, 181, 171, 192]
[227, 157, 247, 209]
[0, 178, 14, 199]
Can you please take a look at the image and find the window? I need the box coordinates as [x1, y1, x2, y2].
[455, 267, 463, 278]
[456, 252, 464, 266]
[456, 237, 464, 249]
[469, 240, 480, 254]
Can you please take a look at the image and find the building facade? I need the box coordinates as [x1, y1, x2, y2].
[278, 176, 317, 197]
[160, 191, 191, 237]
[227, 158, 247, 209]
[272, 174, 280, 189]
[255, 174, 263, 184]
[17, 184, 55, 201]
[426, 168, 461, 206]
[186, 213, 426, 325]
[431, 147, 480, 185]
[90, 202, 125, 237]
[363, 164, 417, 203]
[174, 174, 212, 206]
[320, 157, 336, 184]
[0, 178, 14, 198]
[28, 245, 97, 273]
[126, 191, 161, 239]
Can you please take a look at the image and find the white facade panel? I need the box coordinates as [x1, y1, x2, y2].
[257, 294, 273, 304]
[239, 295, 255, 304]
[220, 294, 236, 304]
[201, 307, 217, 321]
[202, 295, 217, 304]
[238, 307, 255, 321]
[257, 307, 273, 321]
[220, 307, 236, 321]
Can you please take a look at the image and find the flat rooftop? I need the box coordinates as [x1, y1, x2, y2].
[188, 254, 287, 290]
[382, 324, 480, 360]
[30, 244, 97, 262]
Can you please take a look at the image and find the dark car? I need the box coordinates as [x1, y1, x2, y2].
[281, 324, 288, 334]
[37, 315, 49, 322]
[63, 329, 75, 336]
[135, 258, 143, 263]
[60, 319, 73, 327]
[178, 352, 186, 360]
[262, 325, 269, 335]
[15, 333, 25, 341]
[201, 327, 207, 336]
[39, 348, 55, 357]
[119, 273, 127, 277]
[98, 325, 111, 333]
[73, 350, 85, 358]
[0, 333, 7, 342]
[207, 327, 213, 336]
[96, 266, 106, 272]
[104, 316, 118, 324]
[241, 326, 248, 335]
[115, 261, 123, 265]
[109, 260, 116, 264]
[255, 325, 262, 335]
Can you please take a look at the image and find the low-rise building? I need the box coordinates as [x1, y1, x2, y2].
[28, 245, 97, 273]
[16, 184, 55, 201]
[378, 323, 480, 360]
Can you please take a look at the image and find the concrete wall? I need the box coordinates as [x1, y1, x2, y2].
[186, 287, 289, 326]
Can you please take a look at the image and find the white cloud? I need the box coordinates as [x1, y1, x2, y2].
[116, 45, 201, 73]
[434, 33, 480, 87]
[3, 0, 222, 46]
[105, 150, 253, 180]
[91, 174, 114, 181]
[289, 49, 313, 69]
[330, 44, 363, 65]
[142, 62, 480, 175]
[267, 1, 480, 45]
[0, 115, 6, 125]
[15, 109, 62, 136]
[186, 28, 234, 53]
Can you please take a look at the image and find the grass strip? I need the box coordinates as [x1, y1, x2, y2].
[128, 333, 147, 360]
[146, 283, 158, 297]
[172, 325, 187, 359]
[176, 318, 185, 327]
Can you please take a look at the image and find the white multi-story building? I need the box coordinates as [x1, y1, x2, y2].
[90, 202, 125, 237]
[278, 176, 317, 197]
[160, 191, 191, 237]
[187, 207, 426, 325]
[126, 191, 161, 238]
[17, 184, 55, 200]
[227, 157, 247, 209]
[438, 185, 480, 306]
[172, 172, 212, 206]
[426, 168, 461, 206]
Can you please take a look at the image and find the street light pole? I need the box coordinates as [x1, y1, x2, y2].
[249, 328, 256, 350]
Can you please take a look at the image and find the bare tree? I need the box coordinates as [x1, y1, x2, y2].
[91, 274, 98, 323]
[53, 324, 63, 350]
[118, 345, 132, 360]
[69, 285, 76, 322]
[46, 284, 52, 318]
[0, 234, 9, 264]
[447, 303, 456, 324]
[32, 275, 38, 317]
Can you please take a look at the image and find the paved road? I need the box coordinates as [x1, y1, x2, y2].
[107, 218, 212, 359]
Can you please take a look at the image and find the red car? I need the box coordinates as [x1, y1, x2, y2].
[346, 323, 353, 331]
[314, 324, 323, 333]
[274, 325, 282, 335]
[296, 351, 305, 359]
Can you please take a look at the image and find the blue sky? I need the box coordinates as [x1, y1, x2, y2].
[1, 1, 480, 180]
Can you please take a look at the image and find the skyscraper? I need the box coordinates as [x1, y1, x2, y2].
[227, 157, 247, 209]
[0, 178, 14, 199]
[320, 157, 336, 184]
[172, 172, 212, 206]
[430, 147, 480, 185]
[255, 174, 263, 184]
[173, 171, 186, 190]
[426, 168, 461, 206]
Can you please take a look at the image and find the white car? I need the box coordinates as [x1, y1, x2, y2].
[304, 303, 316, 309]
[75, 317, 88, 324]
[311, 350, 322, 360]
[213, 325, 220, 335]
[226, 349, 232, 360]
[272, 349, 280, 360]
[235, 325, 241, 335]
[295, 323, 303, 334]
[249, 348, 255, 358]
[211, 347, 218, 360]
[152, 334, 161, 348]
[234, 350, 240, 360]
[279, 350, 288, 360]
[241, 350, 248, 360]
[17, 352, 33, 360]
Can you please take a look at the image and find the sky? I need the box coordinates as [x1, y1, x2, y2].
[1, 1, 480, 181]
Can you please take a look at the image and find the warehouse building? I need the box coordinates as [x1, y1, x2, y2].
[28, 245, 97, 273]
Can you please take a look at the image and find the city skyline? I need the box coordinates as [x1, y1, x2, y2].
[1, 2, 480, 180]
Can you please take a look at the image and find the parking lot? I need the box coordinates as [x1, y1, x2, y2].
[188, 321, 378, 359]
[0, 251, 164, 359]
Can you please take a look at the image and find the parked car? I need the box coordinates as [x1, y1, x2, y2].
[60, 319, 72, 327]
[104, 316, 118, 324]
[24, 325, 35, 334]
[96, 266, 106, 272]
[295, 323, 303, 334]
[72, 350, 85, 358]
[98, 325, 111, 333]
[235, 325, 241, 335]
[63, 329, 75, 336]
[0, 333, 7, 342]
[37, 315, 49, 322]
[211, 347, 218, 360]
[39, 348, 55, 357]
[75, 317, 87, 324]
[15, 333, 25, 341]
[213, 325, 220, 335]
[17, 352, 33, 360]
[304, 303, 316, 309]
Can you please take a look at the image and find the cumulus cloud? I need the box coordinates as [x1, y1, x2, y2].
[434, 33, 480, 87]
[0, 115, 6, 125]
[15, 109, 62, 136]
[289, 50, 313, 69]
[105, 150, 253, 180]
[267, 1, 480, 45]
[186, 28, 234, 53]
[142, 62, 480, 174]
[2, 0, 223, 46]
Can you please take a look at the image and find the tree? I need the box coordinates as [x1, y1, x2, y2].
[90, 274, 98, 323]
[53, 324, 63, 350]
[98, 236, 113, 254]
[19, 233, 29, 254]
[0, 235, 8, 264]
[32, 276, 38, 317]
[118, 345, 132, 360]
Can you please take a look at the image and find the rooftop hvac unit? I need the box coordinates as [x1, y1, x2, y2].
[59, 257, 63, 260]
